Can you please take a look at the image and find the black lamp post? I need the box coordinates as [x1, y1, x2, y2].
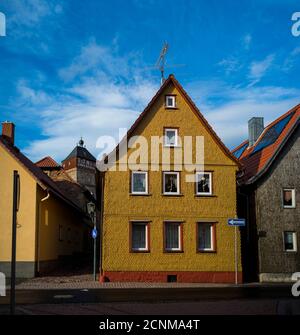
[87, 202, 97, 281]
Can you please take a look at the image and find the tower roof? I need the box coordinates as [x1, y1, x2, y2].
[62, 145, 96, 163]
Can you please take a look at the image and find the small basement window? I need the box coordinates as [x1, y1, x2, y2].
[167, 275, 177, 283]
[165, 95, 176, 108]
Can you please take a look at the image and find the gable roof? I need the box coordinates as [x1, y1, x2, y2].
[62, 145, 96, 163]
[0, 136, 86, 214]
[105, 74, 241, 168]
[35, 156, 61, 169]
[232, 103, 300, 184]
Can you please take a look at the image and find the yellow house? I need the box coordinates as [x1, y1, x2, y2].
[0, 122, 91, 279]
[101, 75, 242, 283]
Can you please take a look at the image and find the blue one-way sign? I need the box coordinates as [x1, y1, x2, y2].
[92, 228, 98, 239]
[228, 218, 246, 227]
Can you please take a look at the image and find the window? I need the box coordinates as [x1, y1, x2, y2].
[196, 172, 212, 195]
[197, 223, 215, 252]
[165, 95, 176, 108]
[131, 171, 148, 194]
[164, 222, 182, 251]
[283, 189, 296, 208]
[163, 172, 180, 195]
[131, 222, 149, 252]
[164, 128, 178, 147]
[283, 232, 297, 252]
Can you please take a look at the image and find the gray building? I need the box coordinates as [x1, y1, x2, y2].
[62, 138, 97, 199]
[232, 105, 300, 282]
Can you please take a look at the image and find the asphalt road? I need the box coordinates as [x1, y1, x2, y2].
[0, 284, 297, 305]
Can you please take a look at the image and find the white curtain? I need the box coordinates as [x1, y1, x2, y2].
[165, 223, 179, 249]
[199, 224, 212, 250]
[132, 224, 146, 249]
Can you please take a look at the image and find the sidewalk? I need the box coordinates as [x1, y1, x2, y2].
[12, 273, 291, 290]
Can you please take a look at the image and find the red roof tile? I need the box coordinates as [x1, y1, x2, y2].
[232, 104, 300, 184]
[35, 156, 60, 168]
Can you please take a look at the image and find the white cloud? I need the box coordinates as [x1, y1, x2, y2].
[218, 57, 242, 75]
[248, 54, 275, 85]
[186, 81, 300, 149]
[9, 0, 61, 27]
[283, 47, 300, 72]
[18, 41, 158, 162]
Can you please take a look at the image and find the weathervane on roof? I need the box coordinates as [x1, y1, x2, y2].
[78, 137, 84, 147]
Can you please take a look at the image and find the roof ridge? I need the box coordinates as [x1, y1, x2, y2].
[35, 156, 60, 167]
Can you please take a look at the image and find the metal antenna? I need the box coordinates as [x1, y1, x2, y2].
[155, 42, 169, 85]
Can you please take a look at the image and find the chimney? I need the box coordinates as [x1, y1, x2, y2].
[2, 122, 15, 145]
[248, 117, 264, 147]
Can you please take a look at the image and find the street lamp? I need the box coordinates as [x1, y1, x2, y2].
[87, 201, 97, 281]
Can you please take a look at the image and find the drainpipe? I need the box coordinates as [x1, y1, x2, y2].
[36, 191, 50, 274]
[99, 174, 105, 283]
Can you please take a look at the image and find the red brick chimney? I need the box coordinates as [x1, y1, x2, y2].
[1, 122, 15, 145]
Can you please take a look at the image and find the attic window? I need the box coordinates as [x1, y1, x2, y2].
[165, 95, 176, 108]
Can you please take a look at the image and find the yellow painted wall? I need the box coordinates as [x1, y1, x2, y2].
[37, 186, 85, 262]
[0, 145, 37, 262]
[0, 143, 86, 273]
[103, 81, 242, 273]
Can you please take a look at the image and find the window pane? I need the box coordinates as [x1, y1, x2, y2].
[132, 173, 146, 193]
[197, 173, 211, 194]
[166, 130, 176, 145]
[167, 97, 173, 106]
[132, 224, 146, 250]
[165, 223, 179, 249]
[164, 173, 178, 193]
[283, 190, 293, 206]
[166, 96, 175, 107]
[198, 224, 212, 250]
[284, 232, 294, 250]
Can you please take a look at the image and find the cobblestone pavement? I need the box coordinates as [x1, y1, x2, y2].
[15, 275, 234, 290]
[12, 273, 292, 290]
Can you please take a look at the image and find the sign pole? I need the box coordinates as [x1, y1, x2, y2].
[234, 226, 238, 285]
[92, 213, 97, 282]
[10, 170, 19, 315]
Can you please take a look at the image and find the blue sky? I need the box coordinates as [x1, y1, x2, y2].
[0, 0, 299, 162]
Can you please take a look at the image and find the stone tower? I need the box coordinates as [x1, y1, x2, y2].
[62, 138, 97, 198]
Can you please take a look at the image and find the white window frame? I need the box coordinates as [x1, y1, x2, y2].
[283, 231, 297, 252]
[196, 172, 212, 196]
[131, 171, 148, 195]
[282, 188, 296, 208]
[198, 223, 214, 252]
[163, 171, 180, 195]
[164, 128, 178, 147]
[131, 222, 149, 252]
[165, 222, 182, 251]
[165, 95, 176, 108]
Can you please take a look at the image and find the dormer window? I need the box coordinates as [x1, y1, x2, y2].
[165, 95, 176, 108]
